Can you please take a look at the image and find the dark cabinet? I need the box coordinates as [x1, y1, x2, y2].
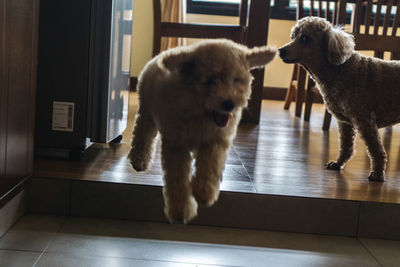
[0, 0, 39, 200]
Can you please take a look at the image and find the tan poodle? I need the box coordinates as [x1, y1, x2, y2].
[279, 16, 400, 182]
[128, 39, 277, 223]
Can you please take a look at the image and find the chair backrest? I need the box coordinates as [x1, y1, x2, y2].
[297, 0, 341, 24]
[343, 0, 400, 59]
[152, 0, 250, 57]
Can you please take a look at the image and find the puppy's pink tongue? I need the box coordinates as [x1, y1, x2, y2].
[213, 111, 230, 127]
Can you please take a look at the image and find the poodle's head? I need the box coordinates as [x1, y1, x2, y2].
[279, 16, 355, 67]
[158, 39, 277, 127]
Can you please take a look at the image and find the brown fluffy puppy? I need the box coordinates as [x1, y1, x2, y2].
[128, 39, 276, 223]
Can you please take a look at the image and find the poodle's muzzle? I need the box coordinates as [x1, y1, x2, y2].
[278, 47, 298, 64]
[212, 100, 235, 128]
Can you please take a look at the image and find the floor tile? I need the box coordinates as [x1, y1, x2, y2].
[0, 214, 66, 251]
[0, 190, 26, 238]
[35, 253, 195, 267]
[51, 216, 379, 267]
[0, 249, 41, 267]
[45, 234, 379, 267]
[360, 238, 400, 267]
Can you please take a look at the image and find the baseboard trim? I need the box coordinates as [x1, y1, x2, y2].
[263, 86, 323, 103]
[0, 186, 27, 238]
[263, 86, 287, 100]
[0, 177, 29, 209]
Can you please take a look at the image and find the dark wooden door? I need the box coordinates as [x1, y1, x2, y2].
[0, 0, 39, 202]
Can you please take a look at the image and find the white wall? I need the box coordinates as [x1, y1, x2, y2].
[131, 0, 154, 77]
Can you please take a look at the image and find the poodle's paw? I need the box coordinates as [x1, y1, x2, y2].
[192, 180, 220, 206]
[127, 149, 149, 172]
[164, 196, 198, 224]
[368, 171, 385, 182]
[326, 161, 342, 171]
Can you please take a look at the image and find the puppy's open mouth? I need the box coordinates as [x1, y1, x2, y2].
[213, 111, 231, 127]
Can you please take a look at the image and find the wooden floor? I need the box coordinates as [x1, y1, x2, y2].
[34, 93, 400, 204]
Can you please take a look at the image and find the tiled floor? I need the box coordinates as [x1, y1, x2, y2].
[2, 214, 400, 267]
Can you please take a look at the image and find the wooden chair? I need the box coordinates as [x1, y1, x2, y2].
[152, 0, 272, 123]
[350, 0, 400, 60]
[153, 0, 249, 57]
[305, 0, 400, 129]
[284, 0, 341, 130]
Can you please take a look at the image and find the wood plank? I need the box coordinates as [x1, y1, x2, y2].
[365, 0, 373, 35]
[392, 1, 400, 36]
[382, 0, 393, 36]
[373, 0, 383, 36]
[33, 93, 400, 205]
[241, 0, 271, 123]
[354, 34, 400, 52]
[0, 0, 7, 182]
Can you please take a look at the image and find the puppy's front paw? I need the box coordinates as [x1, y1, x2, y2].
[368, 171, 385, 182]
[128, 149, 149, 172]
[192, 179, 220, 207]
[164, 195, 198, 224]
[326, 161, 342, 171]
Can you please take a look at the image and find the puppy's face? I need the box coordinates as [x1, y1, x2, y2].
[278, 16, 354, 67]
[160, 40, 277, 127]
[279, 17, 330, 66]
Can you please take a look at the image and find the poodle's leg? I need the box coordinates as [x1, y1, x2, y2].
[192, 142, 229, 206]
[128, 106, 158, 171]
[326, 122, 356, 170]
[161, 140, 198, 223]
[355, 120, 387, 182]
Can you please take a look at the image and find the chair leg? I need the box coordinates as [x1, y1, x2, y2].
[284, 83, 296, 110]
[295, 67, 307, 117]
[322, 110, 332, 131]
[304, 89, 314, 122]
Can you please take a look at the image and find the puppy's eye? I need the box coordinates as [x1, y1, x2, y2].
[234, 78, 242, 84]
[206, 77, 217, 86]
[300, 35, 309, 44]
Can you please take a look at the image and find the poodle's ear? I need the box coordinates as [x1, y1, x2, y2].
[326, 26, 355, 65]
[159, 49, 196, 75]
[246, 46, 277, 69]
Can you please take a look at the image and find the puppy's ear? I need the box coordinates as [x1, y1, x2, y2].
[327, 26, 354, 65]
[159, 49, 196, 75]
[246, 46, 277, 69]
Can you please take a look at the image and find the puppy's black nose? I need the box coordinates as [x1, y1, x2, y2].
[221, 100, 235, 112]
[278, 48, 287, 58]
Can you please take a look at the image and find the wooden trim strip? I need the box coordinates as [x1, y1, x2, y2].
[160, 22, 245, 41]
[392, 1, 400, 36]
[0, 177, 29, 209]
[373, 0, 383, 36]
[365, 0, 373, 34]
[382, 0, 393, 36]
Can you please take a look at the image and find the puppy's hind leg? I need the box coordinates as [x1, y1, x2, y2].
[128, 105, 158, 171]
[192, 141, 229, 206]
[326, 121, 356, 170]
[161, 140, 198, 224]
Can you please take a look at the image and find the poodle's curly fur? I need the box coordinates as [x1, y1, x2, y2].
[279, 16, 400, 182]
[128, 39, 277, 223]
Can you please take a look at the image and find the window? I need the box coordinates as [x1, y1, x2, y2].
[186, 0, 353, 22]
